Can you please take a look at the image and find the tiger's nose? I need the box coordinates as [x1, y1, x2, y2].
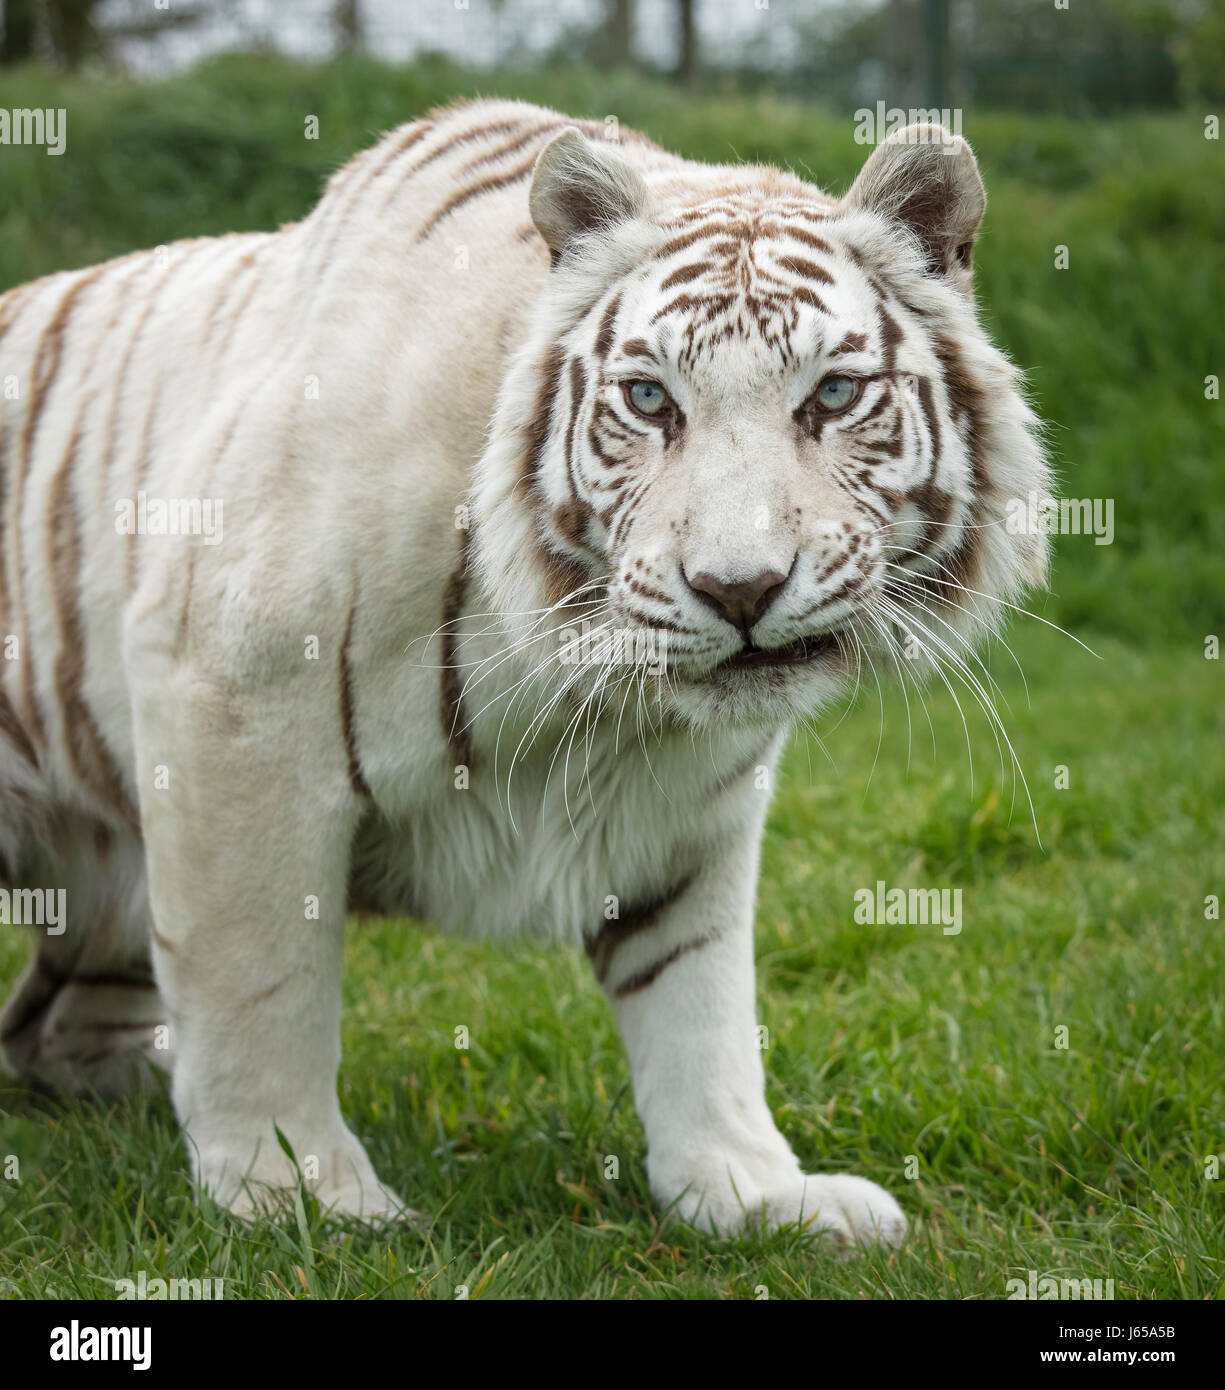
[685, 568, 790, 631]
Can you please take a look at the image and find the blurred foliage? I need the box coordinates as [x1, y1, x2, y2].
[746, 0, 1224, 110]
[0, 52, 1220, 647]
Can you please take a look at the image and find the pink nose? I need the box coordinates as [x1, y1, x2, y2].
[685, 568, 789, 631]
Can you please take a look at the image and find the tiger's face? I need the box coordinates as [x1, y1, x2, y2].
[477, 125, 1048, 729]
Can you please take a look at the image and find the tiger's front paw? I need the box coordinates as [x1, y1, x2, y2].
[191, 1123, 417, 1227]
[657, 1156, 906, 1249]
[782, 1173, 907, 1249]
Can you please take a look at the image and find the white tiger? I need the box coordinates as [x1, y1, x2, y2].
[0, 99, 1048, 1246]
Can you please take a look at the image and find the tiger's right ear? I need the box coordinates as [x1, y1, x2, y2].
[529, 128, 649, 265]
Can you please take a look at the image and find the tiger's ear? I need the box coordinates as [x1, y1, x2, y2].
[529, 127, 649, 265]
[844, 125, 986, 288]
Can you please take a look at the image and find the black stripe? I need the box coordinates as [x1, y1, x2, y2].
[439, 527, 473, 768]
[614, 935, 714, 998]
[584, 873, 695, 984]
[340, 601, 371, 798]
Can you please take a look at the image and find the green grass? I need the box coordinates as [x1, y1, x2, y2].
[2, 628, 1221, 1299]
[0, 55, 1222, 1299]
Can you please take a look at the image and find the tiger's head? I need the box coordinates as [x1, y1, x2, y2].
[474, 123, 1049, 730]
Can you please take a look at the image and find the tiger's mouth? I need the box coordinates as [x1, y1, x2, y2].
[720, 632, 841, 671]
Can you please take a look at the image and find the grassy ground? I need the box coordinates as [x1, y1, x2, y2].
[2, 628, 1220, 1299]
[0, 56, 1222, 1298]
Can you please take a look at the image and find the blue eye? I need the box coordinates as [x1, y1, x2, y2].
[627, 380, 669, 416]
[815, 375, 860, 412]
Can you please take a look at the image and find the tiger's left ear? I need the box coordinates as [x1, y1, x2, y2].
[529, 127, 649, 265]
[844, 125, 986, 290]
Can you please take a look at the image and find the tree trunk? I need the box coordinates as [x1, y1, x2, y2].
[599, 0, 635, 69]
[676, 0, 698, 82]
[332, 0, 363, 54]
[1, 0, 39, 64]
[44, 0, 103, 70]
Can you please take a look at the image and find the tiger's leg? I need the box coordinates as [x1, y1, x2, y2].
[128, 654, 408, 1223]
[0, 817, 169, 1101]
[589, 831, 907, 1247]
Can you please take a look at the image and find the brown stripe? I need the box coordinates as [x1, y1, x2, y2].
[856, 390, 891, 428]
[877, 304, 903, 373]
[124, 241, 240, 593]
[100, 239, 214, 509]
[915, 375, 942, 466]
[778, 205, 833, 229]
[933, 334, 989, 591]
[173, 401, 244, 655]
[830, 331, 867, 357]
[775, 223, 833, 254]
[659, 261, 712, 291]
[584, 873, 695, 984]
[536, 539, 596, 612]
[313, 121, 435, 271]
[0, 283, 32, 345]
[654, 224, 731, 260]
[218, 255, 262, 337]
[650, 290, 721, 325]
[19, 266, 108, 470]
[339, 600, 371, 798]
[460, 121, 561, 175]
[407, 116, 523, 180]
[934, 334, 986, 488]
[201, 243, 264, 385]
[416, 150, 540, 241]
[439, 527, 472, 768]
[614, 934, 713, 999]
[564, 355, 587, 499]
[778, 254, 834, 285]
[368, 119, 436, 181]
[15, 265, 109, 747]
[621, 338, 657, 362]
[519, 344, 566, 481]
[99, 263, 168, 501]
[627, 577, 674, 606]
[593, 291, 622, 360]
[791, 285, 831, 316]
[553, 499, 595, 551]
[47, 411, 139, 826]
[0, 685, 37, 768]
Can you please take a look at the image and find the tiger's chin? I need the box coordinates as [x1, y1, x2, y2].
[657, 636, 851, 731]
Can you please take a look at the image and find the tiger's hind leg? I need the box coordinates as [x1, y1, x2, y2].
[0, 815, 170, 1102]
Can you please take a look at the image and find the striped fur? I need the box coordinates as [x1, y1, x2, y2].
[0, 101, 1046, 1238]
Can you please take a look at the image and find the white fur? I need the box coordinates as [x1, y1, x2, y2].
[0, 102, 1048, 1244]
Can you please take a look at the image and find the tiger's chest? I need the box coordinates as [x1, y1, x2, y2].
[347, 722, 777, 946]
